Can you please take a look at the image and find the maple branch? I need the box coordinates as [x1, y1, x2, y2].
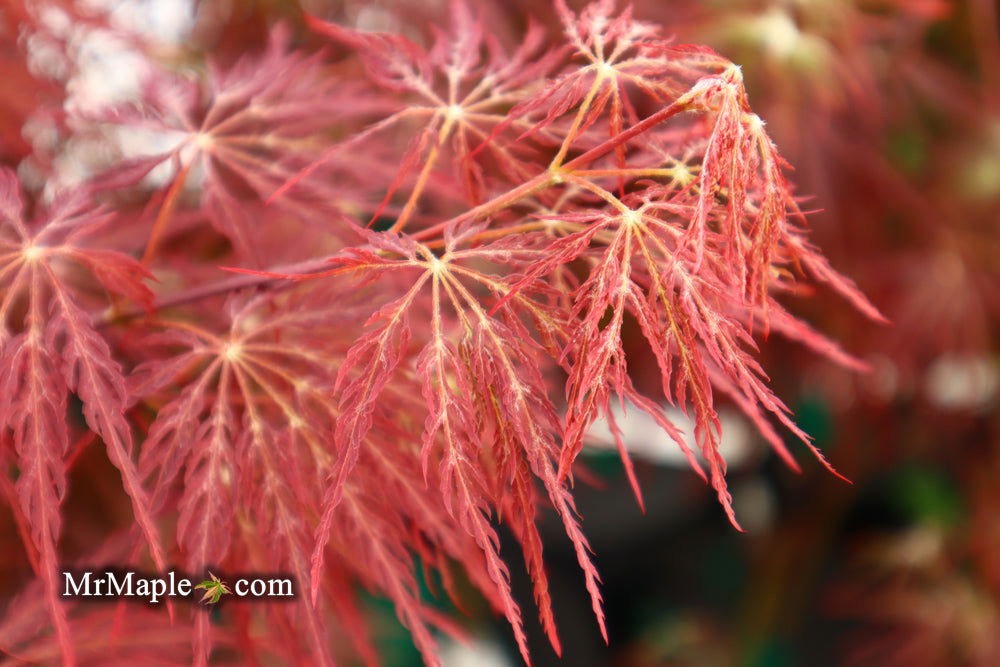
[93, 255, 336, 326]
[411, 170, 556, 241]
[562, 96, 691, 171]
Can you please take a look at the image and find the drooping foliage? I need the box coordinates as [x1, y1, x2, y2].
[0, 1, 883, 665]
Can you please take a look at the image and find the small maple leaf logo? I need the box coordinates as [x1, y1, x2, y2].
[194, 572, 232, 604]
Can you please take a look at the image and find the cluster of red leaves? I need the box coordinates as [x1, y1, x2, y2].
[0, 1, 880, 665]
